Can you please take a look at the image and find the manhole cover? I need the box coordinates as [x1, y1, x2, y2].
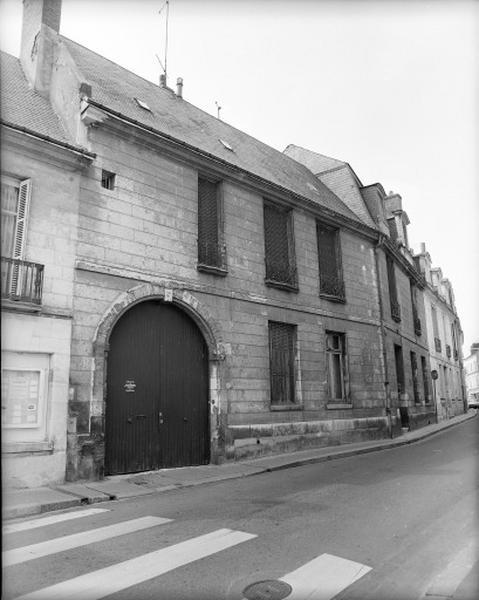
[242, 579, 292, 600]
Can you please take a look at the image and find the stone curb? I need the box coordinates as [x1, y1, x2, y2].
[4, 411, 476, 521]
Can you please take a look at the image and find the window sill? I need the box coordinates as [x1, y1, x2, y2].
[265, 279, 299, 293]
[270, 403, 303, 411]
[319, 293, 346, 304]
[197, 263, 228, 277]
[2, 440, 53, 454]
[326, 402, 352, 409]
[1, 299, 42, 313]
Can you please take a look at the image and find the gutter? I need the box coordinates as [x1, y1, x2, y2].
[0, 120, 96, 159]
[374, 233, 393, 438]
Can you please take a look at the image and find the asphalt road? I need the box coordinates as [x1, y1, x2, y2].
[3, 417, 478, 600]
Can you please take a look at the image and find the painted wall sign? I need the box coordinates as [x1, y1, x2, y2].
[124, 380, 136, 393]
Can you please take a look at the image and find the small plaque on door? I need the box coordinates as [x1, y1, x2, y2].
[124, 380, 136, 393]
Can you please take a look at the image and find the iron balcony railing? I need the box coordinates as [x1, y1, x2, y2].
[434, 337, 442, 354]
[1, 257, 44, 305]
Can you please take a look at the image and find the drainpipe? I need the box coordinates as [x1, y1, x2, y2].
[374, 234, 393, 438]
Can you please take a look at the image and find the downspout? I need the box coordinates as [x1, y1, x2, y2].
[374, 234, 393, 438]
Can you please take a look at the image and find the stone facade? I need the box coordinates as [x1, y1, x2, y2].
[414, 244, 466, 419]
[1, 0, 466, 486]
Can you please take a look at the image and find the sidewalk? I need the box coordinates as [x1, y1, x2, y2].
[3, 410, 476, 521]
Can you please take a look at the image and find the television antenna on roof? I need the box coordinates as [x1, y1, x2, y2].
[156, 0, 170, 86]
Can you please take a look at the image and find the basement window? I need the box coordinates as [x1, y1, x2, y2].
[134, 98, 151, 111]
[101, 170, 116, 190]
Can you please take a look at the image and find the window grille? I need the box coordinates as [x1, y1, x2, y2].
[101, 170, 115, 190]
[264, 202, 297, 290]
[268, 321, 296, 405]
[197, 177, 225, 271]
[394, 344, 405, 395]
[317, 222, 344, 300]
[386, 256, 401, 322]
[326, 331, 347, 401]
[410, 351, 419, 403]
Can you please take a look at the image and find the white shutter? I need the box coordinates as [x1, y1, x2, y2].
[13, 179, 31, 260]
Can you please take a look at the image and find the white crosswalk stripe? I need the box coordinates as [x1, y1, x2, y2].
[280, 552, 372, 600]
[3, 516, 171, 567]
[11, 528, 258, 600]
[3, 508, 110, 534]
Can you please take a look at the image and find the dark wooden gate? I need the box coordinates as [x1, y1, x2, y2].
[105, 300, 209, 475]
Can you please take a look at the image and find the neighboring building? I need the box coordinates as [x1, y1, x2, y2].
[284, 145, 435, 432]
[0, 50, 94, 487]
[414, 244, 466, 419]
[464, 344, 479, 407]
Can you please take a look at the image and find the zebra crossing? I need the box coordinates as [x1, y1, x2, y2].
[3, 507, 372, 600]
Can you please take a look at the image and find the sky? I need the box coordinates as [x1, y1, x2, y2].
[1, 0, 478, 353]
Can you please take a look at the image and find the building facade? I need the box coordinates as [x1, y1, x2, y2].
[0, 0, 467, 487]
[414, 244, 466, 419]
[464, 344, 479, 407]
[1, 50, 94, 487]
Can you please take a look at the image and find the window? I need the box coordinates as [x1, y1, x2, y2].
[410, 351, 419, 403]
[1, 352, 49, 443]
[197, 176, 226, 274]
[386, 256, 401, 322]
[1, 176, 31, 259]
[263, 201, 297, 291]
[326, 332, 348, 402]
[394, 344, 405, 395]
[268, 321, 297, 405]
[421, 356, 430, 404]
[431, 305, 441, 353]
[410, 280, 421, 336]
[101, 170, 116, 190]
[387, 218, 398, 243]
[317, 222, 345, 301]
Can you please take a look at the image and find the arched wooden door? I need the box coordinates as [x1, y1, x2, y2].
[105, 300, 209, 475]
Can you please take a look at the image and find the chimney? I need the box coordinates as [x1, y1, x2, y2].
[420, 242, 426, 254]
[21, 0, 62, 96]
[160, 73, 167, 88]
[176, 77, 183, 98]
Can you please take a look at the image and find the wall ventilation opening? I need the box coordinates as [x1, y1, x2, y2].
[101, 170, 116, 190]
[134, 98, 152, 111]
[219, 139, 234, 151]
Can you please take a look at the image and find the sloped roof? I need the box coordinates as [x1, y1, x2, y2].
[283, 144, 375, 228]
[283, 144, 345, 174]
[0, 50, 72, 145]
[60, 37, 364, 225]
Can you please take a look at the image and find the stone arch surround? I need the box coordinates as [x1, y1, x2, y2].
[73, 283, 228, 480]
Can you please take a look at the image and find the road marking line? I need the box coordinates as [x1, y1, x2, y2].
[3, 516, 171, 567]
[3, 509, 110, 534]
[280, 552, 372, 600]
[12, 528, 257, 600]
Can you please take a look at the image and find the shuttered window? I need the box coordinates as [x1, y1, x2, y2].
[263, 201, 297, 290]
[197, 176, 226, 273]
[268, 321, 296, 405]
[1, 178, 31, 259]
[326, 332, 347, 401]
[386, 255, 401, 322]
[317, 222, 344, 301]
[410, 351, 419, 403]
